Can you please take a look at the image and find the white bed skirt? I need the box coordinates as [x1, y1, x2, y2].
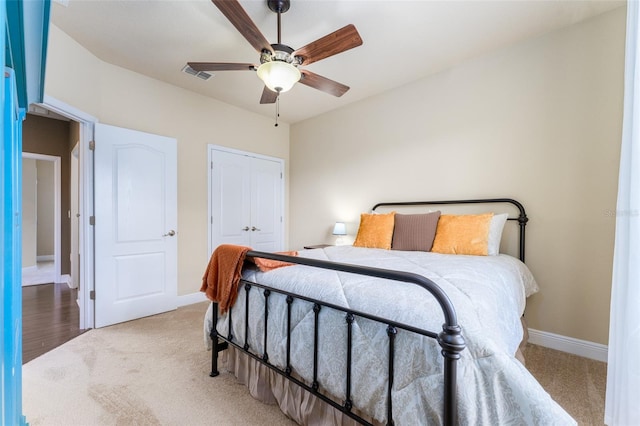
[222, 345, 380, 426]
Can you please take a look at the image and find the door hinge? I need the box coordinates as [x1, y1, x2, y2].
[90, 290, 95, 300]
[89, 216, 95, 226]
[89, 140, 95, 151]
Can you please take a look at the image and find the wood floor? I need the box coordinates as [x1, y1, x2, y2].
[22, 282, 86, 364]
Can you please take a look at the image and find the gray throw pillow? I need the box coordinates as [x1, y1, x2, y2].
[391, 211, 441, 251]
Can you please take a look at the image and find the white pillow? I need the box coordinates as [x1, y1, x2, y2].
[487, 213, 508, 256]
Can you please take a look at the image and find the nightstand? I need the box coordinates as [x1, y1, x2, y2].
[303, 244, 332, 249]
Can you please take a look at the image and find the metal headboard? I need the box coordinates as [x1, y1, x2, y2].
[372, 198, 529, 263]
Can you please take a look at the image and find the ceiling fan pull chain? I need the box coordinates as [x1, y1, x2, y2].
[274, 95, 280, 127]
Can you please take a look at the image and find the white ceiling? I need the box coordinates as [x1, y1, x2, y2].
[51, 0, 624, 124]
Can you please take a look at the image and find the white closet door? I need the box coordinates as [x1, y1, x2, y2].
[210, 149, 253, 247]
[209, 147, 283, 253]
[250, 157, 282, 252]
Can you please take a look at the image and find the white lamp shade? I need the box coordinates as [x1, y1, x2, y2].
[256, 61, 301, 93]
[332, 222, 347, 236]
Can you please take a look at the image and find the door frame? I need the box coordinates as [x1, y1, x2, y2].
[207, 144, 285, 256]
[21, 152, 61, 284]
[70, 143, 79, 289]
[39, 95, 97, 330]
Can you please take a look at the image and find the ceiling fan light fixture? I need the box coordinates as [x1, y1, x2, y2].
[257, 60, 301, 93]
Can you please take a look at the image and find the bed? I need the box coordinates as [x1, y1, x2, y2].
[202, 199, 575, 425]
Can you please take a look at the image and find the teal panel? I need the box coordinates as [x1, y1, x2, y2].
[0, 1, 6, 421]
[2, 67, 27, 426]
[21, 0, 50, 104]
[5, 0, 51, 108]
[5, 0, 27, 106]
[3, 0, 50, 423]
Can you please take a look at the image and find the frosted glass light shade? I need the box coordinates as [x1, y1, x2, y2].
[257, 61, 301, 93]
[332, 222, 347, 236]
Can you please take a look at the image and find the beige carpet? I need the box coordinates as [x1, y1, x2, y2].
[23, 302, 606, 425]
[23, 302, 294, 425]
[522, 343, 607, 425]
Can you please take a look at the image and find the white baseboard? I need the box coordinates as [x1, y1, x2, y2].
[528, 328, 608, 363]
[61, 274, 75, 289]
[37, 255, 54, 262]
[22, 265, 38, 273]
[177, 292, 208, 307]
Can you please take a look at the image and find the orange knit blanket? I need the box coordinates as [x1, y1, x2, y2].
[249, 250, 298, 272]
[200, 244, 298, 313]
[200, 244, 250, 314]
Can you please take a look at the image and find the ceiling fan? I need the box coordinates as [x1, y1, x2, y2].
[187, 0, 363, 104]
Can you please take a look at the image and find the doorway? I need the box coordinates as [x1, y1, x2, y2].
[21, 152, 61, 287]
[23, 95, 97, 330]
[21, 110, 84, 360]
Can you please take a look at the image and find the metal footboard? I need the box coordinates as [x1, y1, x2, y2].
[209, 251, 466, 426]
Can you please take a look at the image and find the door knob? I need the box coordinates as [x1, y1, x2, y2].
[163, 230, 176, 237]
[242, 226, 250, 231]
[251, 226, 261, 231]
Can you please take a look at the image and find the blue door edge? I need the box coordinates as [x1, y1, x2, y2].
[3, 0, 51, 423]
[3, 67, 27, 426]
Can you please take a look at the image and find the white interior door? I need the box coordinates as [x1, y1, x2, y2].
[250, 157, 282, 252]
[94, 123, 177, 328]
[209, 146, 283, 254]
[210, 149, 252, 247]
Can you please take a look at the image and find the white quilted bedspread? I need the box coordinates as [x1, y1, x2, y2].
[206, 246, 575, 425]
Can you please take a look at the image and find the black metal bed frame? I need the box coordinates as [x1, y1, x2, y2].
[209, 198, 528, 426]
[372, 198, 528, 262]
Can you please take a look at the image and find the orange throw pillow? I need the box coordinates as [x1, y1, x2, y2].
[431, 213, 493, 256]
[353, 211, 396, 249]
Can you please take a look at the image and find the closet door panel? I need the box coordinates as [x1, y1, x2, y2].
[250, 157, 282, 252]
[211, 150, 252, 247]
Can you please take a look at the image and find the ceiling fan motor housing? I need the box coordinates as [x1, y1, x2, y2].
[260, 43, 301, 66]
[267, 0, 290, 14]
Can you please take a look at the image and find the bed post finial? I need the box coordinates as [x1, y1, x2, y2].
[518, 212, 528, 263]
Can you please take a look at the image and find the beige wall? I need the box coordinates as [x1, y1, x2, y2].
[36, 160, 55, 257]
[22, 159, 38, 268]
[289, 8, 625, 346]
[45, 24, 290, 298]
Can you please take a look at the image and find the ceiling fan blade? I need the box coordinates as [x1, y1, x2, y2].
[299, 70, 349, 97]
[260, 86, 278, 104]
[212, 0, 273, 53]
[293, 24, 363, 66]
[187, 62, 256, 72]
